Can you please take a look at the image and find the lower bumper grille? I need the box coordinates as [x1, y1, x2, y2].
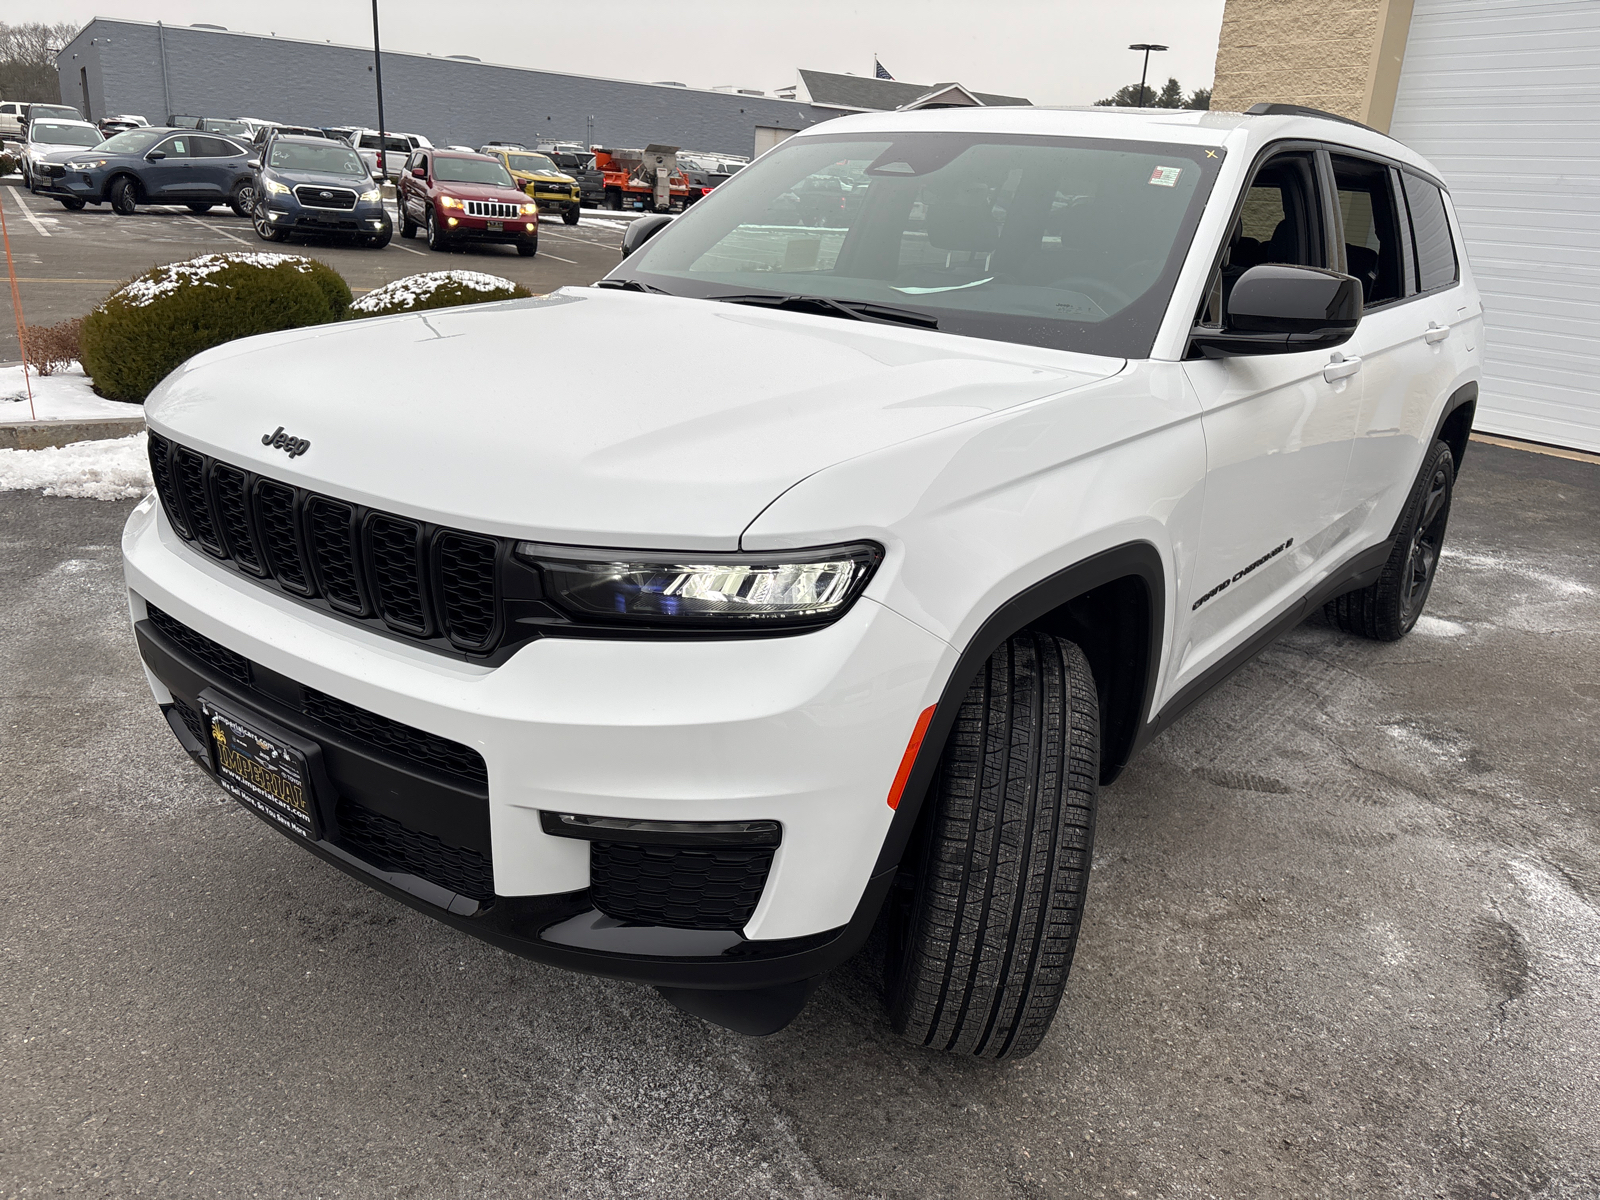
[337, 800, 494, 900]
[590, 842, 775, 932]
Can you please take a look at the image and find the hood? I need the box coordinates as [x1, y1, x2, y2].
[145, 289, 1123, 549]
[275, 168, 375, 189]
[433, 180, 528, 202]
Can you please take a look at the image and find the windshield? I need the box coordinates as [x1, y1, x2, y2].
[616, 132, 1225, 358]
[100, 129, 167, 155]
[31, 123, 102, 147]
[508, 153, 558, 174]
[269, 141, 368, 175]
[30, 105, 79, 119]
[434, 157, 517, 187]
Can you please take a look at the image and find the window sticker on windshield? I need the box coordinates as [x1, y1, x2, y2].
[1149, 165, 1182, 187]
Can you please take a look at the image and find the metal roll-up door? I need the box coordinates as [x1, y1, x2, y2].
[1388, 0, 1600, 451]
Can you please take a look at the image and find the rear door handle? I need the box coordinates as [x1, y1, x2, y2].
[1323, 353, 1363, 382]
[1424, 322, 1450, 344]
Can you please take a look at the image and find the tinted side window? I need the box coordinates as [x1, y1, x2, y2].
[1200, 151, 1325, 325]
[1331, 154, 1405, 307]
[190, 135, 237, 158]
[1402, 173, 1459, 292]
[156, 136, 191, 158]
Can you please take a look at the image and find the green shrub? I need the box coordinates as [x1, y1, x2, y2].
[348, 270, 532, 318]
[79, 253, 350, 403]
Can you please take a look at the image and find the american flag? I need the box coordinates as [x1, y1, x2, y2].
[875, 57, 894, 80]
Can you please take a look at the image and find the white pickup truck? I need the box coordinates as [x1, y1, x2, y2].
[353, 129, 431, 179]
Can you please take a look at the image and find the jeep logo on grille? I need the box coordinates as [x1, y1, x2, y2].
[262, 426, 311, 458]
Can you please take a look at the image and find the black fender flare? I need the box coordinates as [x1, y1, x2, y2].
[870, 540, 1165, 878]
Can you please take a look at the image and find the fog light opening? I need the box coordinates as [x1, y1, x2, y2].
[446, 216, 459, 227]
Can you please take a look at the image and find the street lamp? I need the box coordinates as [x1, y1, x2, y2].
[372, 0, 388, 180]
[1128, 43, 1169, 107]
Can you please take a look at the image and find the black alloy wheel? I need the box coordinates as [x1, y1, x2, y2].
[1325, 437, 1457, 641]
[230, 182, 255, 217]
[109, 176, 137, 215]
[885, 630, 1100, 1060]
[251, 199, 287, 242]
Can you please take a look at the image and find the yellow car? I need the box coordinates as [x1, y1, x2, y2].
[478, 145, 581, 225]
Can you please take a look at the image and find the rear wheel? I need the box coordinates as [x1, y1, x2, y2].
[886, 630, 1099, 1060]
[109, 177, 137, 215]
[229, 183, 255, 218]
[59, 197, 86, 211]
[605, 187, 622, 211]
[1324, 438, 1456, 641]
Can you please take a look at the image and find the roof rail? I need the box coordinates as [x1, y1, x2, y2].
[1245, 102, 1380, 134]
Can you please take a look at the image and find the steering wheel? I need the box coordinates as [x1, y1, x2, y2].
[1053, 276, 1134, 311]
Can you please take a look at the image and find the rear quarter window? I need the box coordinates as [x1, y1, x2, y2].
[1402, 173, 1459, 293]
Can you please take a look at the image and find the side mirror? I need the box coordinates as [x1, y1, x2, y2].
[620, 213, 673, 260]
[1190, 264, 1361, 357]
[146, 150, 166, 161]
[246, 158, 260, 169]
[411, 166, 426, 179]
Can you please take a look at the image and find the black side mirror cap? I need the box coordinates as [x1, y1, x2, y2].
[1190, 263, 1362, 358]
[620, 213, 673, 260]
[146, 150, 166, 161]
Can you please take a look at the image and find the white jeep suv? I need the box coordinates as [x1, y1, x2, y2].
[123, 104, 1481, 1058]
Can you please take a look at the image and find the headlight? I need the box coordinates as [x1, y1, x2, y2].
[438, 195, 464, 209]
[66, 158, 107, 170]
[359, 188, 381, 202]
[262, 178, 291, 195]
[520, 202, 537, 215]
[514, 542, 883, 629]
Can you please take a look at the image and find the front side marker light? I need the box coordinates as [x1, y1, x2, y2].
[514, 541, 883, 628]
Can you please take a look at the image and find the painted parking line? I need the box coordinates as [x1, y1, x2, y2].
[185, 214, 251, 246]
[4, 187, 52, 236]
[539, 252, 577, 263]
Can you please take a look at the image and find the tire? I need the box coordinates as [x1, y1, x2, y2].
[365, 229, 392, 249]
[251, 199, 287, 242]
[886, 630, 1099, 1060]
[109, 177, 137, 215]
[1324, 438, 1455, 641]
[516, 239, 537, 257]
[59, 197, 86, 211]
[426, 209, 449, 251]
[562, 206, 579, 225]
[230, 183, 255, 218]
[186, 203, 214, 214]
[605, 187, 622, 211]
[400, 208, 418, 238]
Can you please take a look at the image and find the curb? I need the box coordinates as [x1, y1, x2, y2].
[0, 415, 145, 450]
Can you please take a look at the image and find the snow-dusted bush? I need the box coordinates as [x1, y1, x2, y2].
[79, 253, 353, 403]
[349, 271, 531, 318]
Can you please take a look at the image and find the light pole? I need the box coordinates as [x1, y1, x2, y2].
[1128, 43, 1169, 107]
[371, 0, 388, 180]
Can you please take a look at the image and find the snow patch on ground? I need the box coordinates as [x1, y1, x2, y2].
[349, 270, 521, 313]
[580, 217, 632, 230]
[114, 253, 318, 308]
[1442, 546, 1595, 597]
[0, 432, 151, 500]
[1414, 615, 1468, 638]
[0, 361, 141, 423]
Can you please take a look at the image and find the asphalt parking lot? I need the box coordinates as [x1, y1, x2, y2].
[0, 179, 629, 358]
[3, 439, 1597, 1198]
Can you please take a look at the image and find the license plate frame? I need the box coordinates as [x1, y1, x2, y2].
[486, 220, 503, 232]
[199, 692, 323, 840]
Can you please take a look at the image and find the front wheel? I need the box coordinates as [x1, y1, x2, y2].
[59, 197, 86, 211]
[1324, 438, 1456, 641]
[426, 209, 449, 251]
[109, 177, 137, 215]
[516, 239, 537, 257]
[400, 207, 418, 238]
[562, 206, 579, 225]
[886, 630, 1099, 1060]
[364, 229, 392, 249]
[186, 203, 214, 214]
[251, 199, 287, 242]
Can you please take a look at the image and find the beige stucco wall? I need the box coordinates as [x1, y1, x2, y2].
[1211, 0, 1415, 131]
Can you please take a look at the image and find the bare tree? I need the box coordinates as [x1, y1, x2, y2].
[0, 22, 82, 105]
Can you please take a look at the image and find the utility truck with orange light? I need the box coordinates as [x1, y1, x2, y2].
[123, 103, 1480, 1057]
[590, 143, 690, 211]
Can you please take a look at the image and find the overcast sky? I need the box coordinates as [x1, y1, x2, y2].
[15, 0, 1226, 106]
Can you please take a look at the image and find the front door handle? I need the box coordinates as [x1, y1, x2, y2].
[1424, 322, 1450, 344]
[1323, 352, 1363, 383]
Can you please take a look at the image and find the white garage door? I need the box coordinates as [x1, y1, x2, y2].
[1389, 0, 1600, 452]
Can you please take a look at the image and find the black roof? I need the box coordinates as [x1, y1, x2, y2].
[797, 69, 1030, 112]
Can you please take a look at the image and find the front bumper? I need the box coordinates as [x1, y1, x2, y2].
[436, 206, 538, 242]
[122, 492, 948, 987]
[261, 194, 392, 236]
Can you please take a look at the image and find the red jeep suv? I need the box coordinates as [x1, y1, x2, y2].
[398, 148, 539, 256]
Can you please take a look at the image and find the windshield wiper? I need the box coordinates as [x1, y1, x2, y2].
[710, 293, 938, 330]
[594, 278, 672, 295]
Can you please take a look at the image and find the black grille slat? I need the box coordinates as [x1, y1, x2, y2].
[293, 185, 358, 210]
[438, 535, 498, 650]
[147, 433, 189, 538]
[146, 604, 252, 685]
[254, 480, 313, 595]
[172, 448, 224, 557]
[170, 696, 209, 746]
[367, 515, 428, 634]
[302, 687, 488, 786]
[209, 464, 264, 575]
[335, 801, 494, 900]
[147, 440, 510, 658]
[306, 498, 365, 614]
[590, 842, 774, 931]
